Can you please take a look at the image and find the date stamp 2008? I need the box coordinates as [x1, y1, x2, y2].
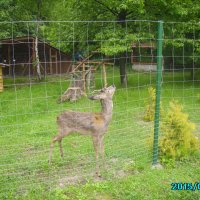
[171, 182, 200, 191]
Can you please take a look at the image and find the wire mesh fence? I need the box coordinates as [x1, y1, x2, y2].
[0, 20, 200, 198]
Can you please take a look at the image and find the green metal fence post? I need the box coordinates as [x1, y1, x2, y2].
[152, 21, 163, 166]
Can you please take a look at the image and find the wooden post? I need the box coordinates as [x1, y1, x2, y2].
[82, 63, 86, 93]
[102, 63, 107, 87]
[87, 67, 91, 91]
[0, 65, 3, 92]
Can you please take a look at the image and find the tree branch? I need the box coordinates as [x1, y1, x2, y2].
[93, 0, 118, 16]
[127, 10, 134, 15]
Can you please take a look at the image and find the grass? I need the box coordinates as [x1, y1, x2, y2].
[0, 67, 200, 199]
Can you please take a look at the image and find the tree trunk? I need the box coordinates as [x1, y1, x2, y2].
[35, 36, 42, 81]
[119, 52, 127, 86]
[35, 1, 42, 81]
[191, 63, 196, 80]
[117, 13, 128, 86]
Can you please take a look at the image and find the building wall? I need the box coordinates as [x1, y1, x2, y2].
[1, 38, 72, 76]
[132, 63, 157, 72]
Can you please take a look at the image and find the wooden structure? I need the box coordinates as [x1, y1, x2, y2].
[0, 63, 12, 92]
[0, 63, 4, 92]
[59, 53, 114, 102]
[0, 36, 72, 76]
[72, 60, 113, 92]
[131, 42, 157, 71]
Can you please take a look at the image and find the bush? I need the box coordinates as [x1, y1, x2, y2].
[143, 87, 163, 121]
[159, 101, 199, 165]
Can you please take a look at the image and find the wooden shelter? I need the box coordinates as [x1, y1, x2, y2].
[0, 63, 10, 92]
[131, 42, 157, 71]
[0, 36, 72, 76]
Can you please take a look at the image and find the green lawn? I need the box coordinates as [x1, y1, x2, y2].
[0, 68, 200, 199]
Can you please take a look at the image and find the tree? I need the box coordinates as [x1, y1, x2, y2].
[0, 0, 54, 80]
[1, 0, 200, 83]
[72, 0, 145, 86]
[46, 0, 200, 85]
[46, 0, 146, 86]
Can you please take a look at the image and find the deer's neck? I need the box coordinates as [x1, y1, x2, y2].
[101, 99, 113, 122]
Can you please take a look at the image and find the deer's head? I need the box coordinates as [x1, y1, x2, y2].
[88, 85, 116, 100]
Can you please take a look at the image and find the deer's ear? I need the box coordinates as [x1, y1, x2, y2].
[88, 93, 107, 100]
[112, 84, 116, 89]
[88, 96, 95, 100]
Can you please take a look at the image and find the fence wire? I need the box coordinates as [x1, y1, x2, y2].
[0, 20, 200, 198]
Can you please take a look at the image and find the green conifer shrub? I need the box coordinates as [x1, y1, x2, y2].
[159, 101, 199, 165]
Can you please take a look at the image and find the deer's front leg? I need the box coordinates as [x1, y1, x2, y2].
[49, 135, 62, 164]
[92, 135, 100, 177]
[99, 136, 105, 169]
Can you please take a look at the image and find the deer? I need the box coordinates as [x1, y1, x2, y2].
[49, 85, 116, 176]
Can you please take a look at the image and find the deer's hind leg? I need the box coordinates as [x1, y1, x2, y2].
[49, 128, 70, 164]
[58, 140, 64, 158]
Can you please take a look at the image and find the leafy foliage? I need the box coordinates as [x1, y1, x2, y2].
[96, 29, 136, 55]
[1, 0, 200, 70]
[159, 101, 199, 165]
